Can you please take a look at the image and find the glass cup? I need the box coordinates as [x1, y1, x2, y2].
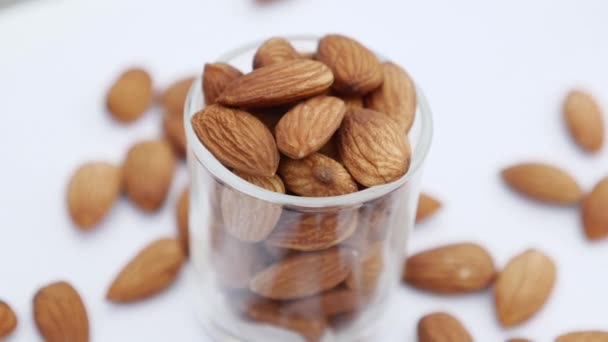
[184, 36, 433, 342]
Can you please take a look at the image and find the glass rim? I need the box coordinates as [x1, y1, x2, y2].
[184, 35, 434, 209]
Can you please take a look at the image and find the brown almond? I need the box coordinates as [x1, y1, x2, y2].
[249, 248, 355, 299]
[282, 288, 363, 318]
[267, 210, 358, 251]
[202, 62, 243, 105]
[339, 108, 411, 187]
[346, 242, 385, 292]
[191, 105, 279, 177]
[564, 90, 604, 153]
[300, 51, 316, 60]
[495, 249, 556, 327]
[501, 163, 583, 205]
[403, 243, 495, 294]
[34, 281, 89, 342]
[556, 331, 608, 342]
[234, 170, 286, 193]
[67, 162, 122, 229]
[123, 139, 176, 211]
[217, 59, 334, 108]
[317, 34, 383, 95]
[107, 238, 185, 302]
[253, 37, 300, 69]
[0, 300, 17, 338]
[416, 193, 442, 223]
[279, 153, 357, 197]
[365, 62, 417, 132]
[161, 77, 195, 115]
[176, 187, 189, 255]
[106, 68, 153, 123]
[162, 110, 187, 157]
[417, 312, 473, 342]
[276, 96, 346, 159]
[581, 177, 608, 240]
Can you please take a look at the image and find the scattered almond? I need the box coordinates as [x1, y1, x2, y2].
[161, 77, 195, 115]
[339, 108, 411, 186]
[563, 90, 604, 153]
[556, 331, 608, 342]
[582, 177, 608, 240]
[176, 187, 189, 255]
[417, 312, 473, 342]
[404, 242, 495, 294]
[34, 281, 89, 342]
[107, 238, 185, 302]
[416, 193, 442, 223]
[123, 139, 176, 211]
[494, 249, 556, 327]
[282, 288, 362, 318]
[317, 34, 383, 95]
[162, 110, 187, 157]
[67, 162, 122, 229]
[275, 96, 346, 159]
[0, 300, 17, 338]
[253, 37, 300, 69]
[191, 105, 279, 177]
[501, 163, 583, 205]
[217, 59, 334, 107]
[202, 62, 243, 105]
[106, 68, 153, 123]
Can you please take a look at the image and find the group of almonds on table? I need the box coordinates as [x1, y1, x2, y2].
[0, 34, 605, 342]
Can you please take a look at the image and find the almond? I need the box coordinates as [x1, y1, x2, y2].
[67, 162, 122, 229]
[365, 62, 417, 132]
[494, 249, 556, 327]
[107, 238, 185, 302]
[266, 210, 358, 251]
[581, 177, 608, 240]
[249, 248, 355, 299]
[123, 139, 176, 211]
[217, 59, 334, 108]
[176, 187, 189, 255]
[234, 170, 286, 193]
[275, 96, 346, 159]
[282, 288, 363, 318]
[339, 108, 411, 187]
[501, 163, 583, 205]
[556, 331, 608, 342]
[106, 68, 153, 123]
[253, 37, 300, 69]
[202, 62, 243, 105]
[564, 90, 604, 153]
[34, 281, 89, 342]
[191, 105, 279, 177]
[163, 110, 187, 157]
[317, 34, 383, 95]
[161, 77, 195, 115]
[279, 153, 357, 197]
[417, 312, 473, 342]
[0, 300, 17, 338]
[346, 242, 385, 292]
[403, 242, 495, 294]
[416, 193, 442, 223]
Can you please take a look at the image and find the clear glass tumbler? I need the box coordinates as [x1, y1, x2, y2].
[184, 36, 433, 342]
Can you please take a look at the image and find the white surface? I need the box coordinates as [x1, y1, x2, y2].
[0, 0, 607, 341]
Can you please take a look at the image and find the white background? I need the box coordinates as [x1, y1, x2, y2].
[1, 0, 608, 341]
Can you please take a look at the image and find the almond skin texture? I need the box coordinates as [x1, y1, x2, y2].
[0, 300, 17, 338]
[202, 63, 242, 105]
[416, 193, 442, 223]
[253, 37, 300, 69]
[502, 163, 583, 205]
[163, 110, 187, 157]
[339, 108, 411, 187]
[191, 105, 279, 177]
[217, 59, 334, 108]
[249, 248, 355, 300]
[67, 162, 122, 229]
[417, 312, 473, 342]
[582, 177, 608, 240]
[106, 68, 153, 123]
[282, 288, 363, 318]
[235, 170, 286, 193]
[34, 281, 89, 342]
[556, 331, 608, 342]
[404, 243, 495, 294]
[494, 249, 556, 327]
[317, 34, 383, 95]
[123, 139, 176, 211]
[161, 77, 195, 115]
[564, 90, 604, 153]
[107, 238, 185, 302]
[276, 96, 346, 159]
[176, 187, 189, 255]
[279, 153, 357, 197]
[365, 62, 417, 132]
